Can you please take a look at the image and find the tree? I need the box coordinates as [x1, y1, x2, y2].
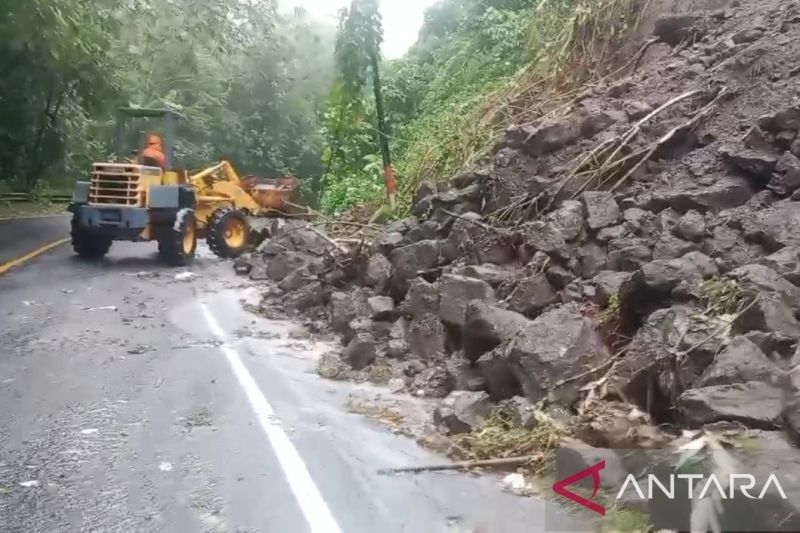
[330, 0, 396, 208]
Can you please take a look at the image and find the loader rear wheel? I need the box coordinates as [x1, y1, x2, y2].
[158, 209, 197, 266]
[207, 207, 250, 259]
[71, 217, 112, 260]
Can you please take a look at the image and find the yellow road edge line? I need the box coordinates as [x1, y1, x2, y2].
[0, 213, 70, 222]
[0, 238, 70, 276]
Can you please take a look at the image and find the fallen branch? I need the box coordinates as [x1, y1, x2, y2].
[609, 87, 728, 192]
[306, 225, 349, 254]
[377, 455, 538, 475]
[441, 208, 512, 237]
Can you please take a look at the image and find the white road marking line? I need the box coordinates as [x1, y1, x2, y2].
[200, 303, 342, 533]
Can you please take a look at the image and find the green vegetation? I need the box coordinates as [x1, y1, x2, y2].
[0, 0, 333, 199]
[1, 0, 643, 213]
[453, 408, 561, 463]
[322, 0, 645, 213]
[701, 275, 746, 316]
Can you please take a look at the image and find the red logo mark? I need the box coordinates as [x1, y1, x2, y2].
[552, 460, 606, 516]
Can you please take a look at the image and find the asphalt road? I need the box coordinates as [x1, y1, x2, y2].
[0, 214, 70, 265]
[0, 219, 584, 533]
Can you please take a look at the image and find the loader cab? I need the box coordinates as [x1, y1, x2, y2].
[115, 107, 179, 169]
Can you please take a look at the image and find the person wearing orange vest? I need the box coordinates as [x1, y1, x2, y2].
[140, 133, 166, 168]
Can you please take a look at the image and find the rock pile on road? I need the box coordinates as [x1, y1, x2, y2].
[238, 0, 800, 491]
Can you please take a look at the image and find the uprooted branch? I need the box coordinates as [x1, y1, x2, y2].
[376, 455, 539, 475]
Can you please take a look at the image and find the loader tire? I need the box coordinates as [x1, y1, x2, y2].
[71, 217, 112, 260]
[158, 209, 197, 266]
[207, 207, 250, 259]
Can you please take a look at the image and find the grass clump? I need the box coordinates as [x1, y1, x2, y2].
[601, 506, 652, 532]
[701, 275, 745, 317]
[453, 409, 562, 465]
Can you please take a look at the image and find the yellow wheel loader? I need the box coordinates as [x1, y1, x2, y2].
[68, 107, 269, 265]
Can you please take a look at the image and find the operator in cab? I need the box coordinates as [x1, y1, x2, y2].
[140, 133, 166, 169]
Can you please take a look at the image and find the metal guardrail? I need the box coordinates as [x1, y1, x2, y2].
[0, 192, 71, 203]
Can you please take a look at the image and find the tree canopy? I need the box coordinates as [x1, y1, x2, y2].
[0, 0, 334, 201]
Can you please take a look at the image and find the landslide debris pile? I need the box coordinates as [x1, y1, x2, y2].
[239, 0, 800, 500]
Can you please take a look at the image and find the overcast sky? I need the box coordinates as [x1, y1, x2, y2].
[280, 0, 439, 58]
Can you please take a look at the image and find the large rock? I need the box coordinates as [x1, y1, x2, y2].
[400, 278, 439, 319]
[441, 213, 515, 265]
[577, 242, 609, 277]
[758, 105, 800, 132]
[607, 237, 652, 272]
[622, 251, 717, 305]
[652, 233, 699, 260]
[329, 289, 371, 336]
[448, 358, 487, 392]
[463, 302, 532, 362]
[344, 333, 377, 370]
[438, 274, 495, 326]
[507, 273, 558, 316]
[406, 312, 446, 359]
[390, 240, 440, 295]
[673, 210, 706, 242]
[367, 296, 397, 321]
[769, 151, 800, 196]
[696, 336, 783, 387]
[677, 381, 784, 429]
[639, 174, 754, 213]
[742, 198, 800, 251]
[592, 271, 631, 305]
[556, 438, 628, 490]
[278, 268, 318, 293]
[265, 251, 317, 282]
[375, 232, 404, 255]
[653, 13, 702, 45]
[705, 224, 765, 272]
[758, 247, 800, 286]
[734, 292, 800, 339]
[364, 253, 392, 288]
[461, 263, 514, 287]
[267, 220, 333, 256]
[518, 221, 566, 255]
[411, 366, 454, 398]
[519, 120, 580, 157]
[546, 200, 585, 241]
[285, 281, 327, 312]
[608, 306, 726, 408]
[730, 264, 800, 314]
[432, 391, 493, 434]
[476, 347, 521, 401]
[719, 145, 779, 184]
[508, 303, 610, 404]
[581, 191, 621, 230]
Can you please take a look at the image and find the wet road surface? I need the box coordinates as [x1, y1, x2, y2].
[0, 219, 583, 532]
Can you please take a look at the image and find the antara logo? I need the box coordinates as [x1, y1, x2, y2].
[615, 473, 788, 501]
[552, 460, 789, 517]
[552, 460, 606, 516]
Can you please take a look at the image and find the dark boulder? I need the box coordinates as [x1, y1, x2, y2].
[581, 191, 621, 231]
[677, 381, 784, 429]
[438, 274, 495, 326]
[463, 302, 531, 362]
[508, 303, 610, 404]
[344, 333, 377, 370]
